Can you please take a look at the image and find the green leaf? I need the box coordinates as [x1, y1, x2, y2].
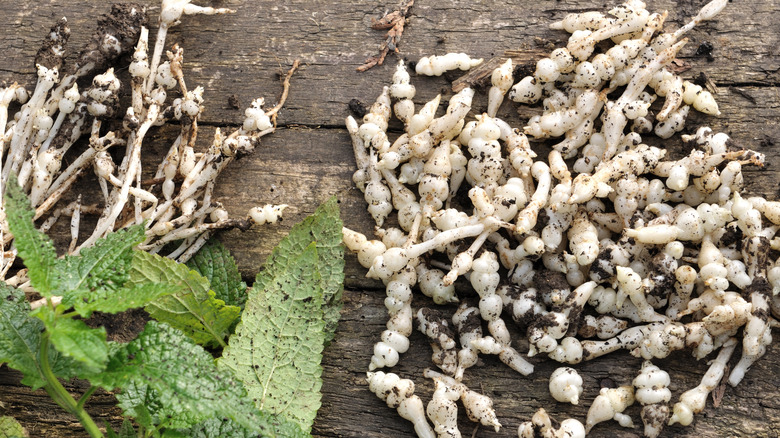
[168, 415, 308, 438]
[4, 173, 58, 296]
[97, 321, 263, 433]
[45, 225, 168, 318]
[47, 318, 108, 373]
[114, 381, 162, 432]
[0, 416, 26, 438]
[0, 285, 44, 386]
[130, 251, 240, 348]
[56, 225, 150, 317]
[105, 420, 136, 438]
[186, 239, 247, 308]
[116, 382, 200, 430]
[71, 282, 182, 318]
[219, 243, 325, 432]
[58, 225, 146, 292]
[0, 285, 78, 388]
[253, 196, 344, 343]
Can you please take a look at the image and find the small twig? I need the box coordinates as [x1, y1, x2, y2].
[451, 48, 548, 92]
[357, 0, 415, 72]
[731, 87, 756, 105]
[266, 59, 300, 127]
[711, 363, 730, 408]
[168, 44, 188, 95]
[668, 58, 692, 75]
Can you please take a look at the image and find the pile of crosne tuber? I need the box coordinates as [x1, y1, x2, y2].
[0, 0, 293, 293]
[344, 0, 779, 437]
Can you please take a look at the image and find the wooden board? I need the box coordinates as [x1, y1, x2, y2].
[1, 1, 779, 437]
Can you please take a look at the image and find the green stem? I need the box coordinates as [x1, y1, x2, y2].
[77, 386, 98, 410]
[40, 333, 104, 438]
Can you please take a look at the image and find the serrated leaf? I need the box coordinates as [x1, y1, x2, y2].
[114, 381, 157, 430]
[58, 225, 146, 292]
[58, 226, 154, 318]
[116, 381, 201, 430]
[47, 318, 107, 373]
[167, 414, 308, 438]
[56, 225, 151, 317]
[0, 285, 78, 389]
[129, 251, 240, 348]
[105, 419, 135, 438]
[97, 321, 263, 433]
[4, 174, 58, 296]
[0, 285, 44, 386]
[219, 243, 325, 432]
[253, 196, 344, 343]
[118, 420, 136, 438]
[0, 416, 26, 438]
[186, 239, 247, 308]
[71, 282, 182, 318]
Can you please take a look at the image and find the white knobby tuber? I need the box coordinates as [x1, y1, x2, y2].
[668, 338, 737, 427]
[344, 1, 777, 435]
[416, 53, 483, 76]
[633, 361, 672, 438]
[585, 385, 635, 433]
[367, 371, 436, 438]
[549, 366, 584, 405]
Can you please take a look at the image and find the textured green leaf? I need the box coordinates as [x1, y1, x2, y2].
[0, 416, 26, 438]
[47, 318, 107, 373]
[186, 239, 247, 308]
[97, 321, 263, 433]
[0, 285, 78, 388]
[253, 196, 344, 343]
[219, 243, 325, 432]
[168, 414, 308, 438]
[116, 381, 200, 430]
[114, 380, 156, 430]
[58, 225, 155, 318]
[130, 251, 240, 347]
[58, 225, 145, 292]
[0, 285, 44, 386]
[4, 174, 58, 296]
[105, 419, 135, 438]
[118, 383, 308, 437]
[71, 282, 182, 318]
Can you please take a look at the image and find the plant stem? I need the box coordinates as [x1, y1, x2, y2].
[77, 386, 98, 410]
[40, 333, 104, 438]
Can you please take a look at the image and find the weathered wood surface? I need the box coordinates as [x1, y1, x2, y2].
[1, 0, 779, 437]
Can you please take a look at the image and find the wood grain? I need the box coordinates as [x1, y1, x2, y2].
[0, 1, 778, 437]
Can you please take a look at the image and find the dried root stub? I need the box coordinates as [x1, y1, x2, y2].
[1, 0, 298, 289]
[346, 0, 779, 436]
